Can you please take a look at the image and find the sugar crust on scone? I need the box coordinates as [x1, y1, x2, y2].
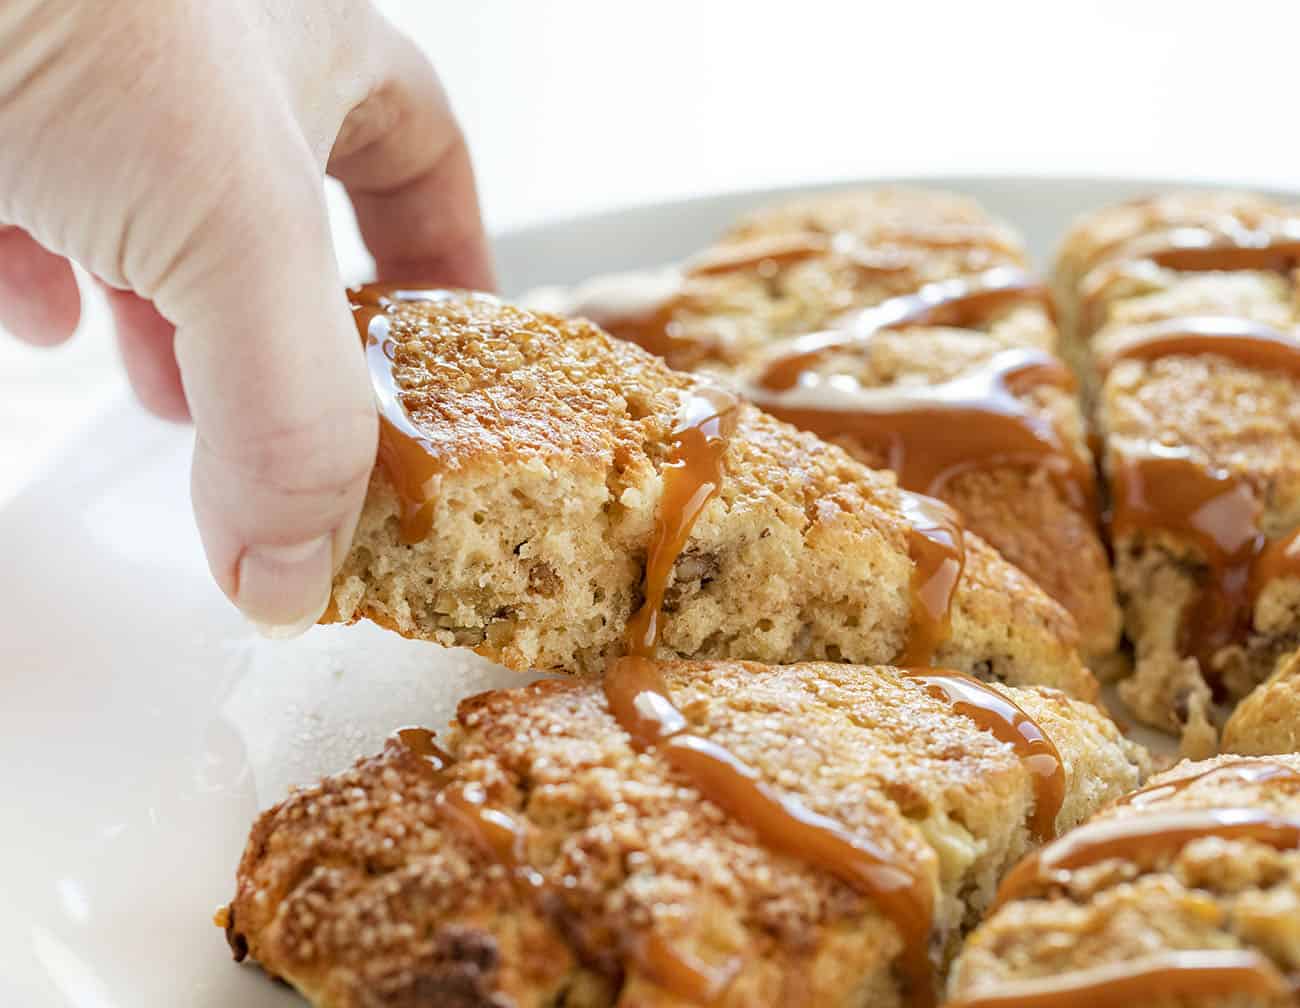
[227, 660, 1145, 1008]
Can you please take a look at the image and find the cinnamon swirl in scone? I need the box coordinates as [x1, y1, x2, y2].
[1055, 192, 1300, 754]
[223, 660, 1146, 1008]
[329, 289, 1094, 698]
[559, 188, 1121, 662]
[947, 753, 1300, 1008]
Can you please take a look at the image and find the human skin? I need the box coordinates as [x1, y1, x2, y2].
[0, 0, 493, 634]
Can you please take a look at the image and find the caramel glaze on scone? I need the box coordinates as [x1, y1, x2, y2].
[328, 290, 1094, 699]
[225, 660, 1145, 1008]
[558, 188, 1121, 662]
[1055, 191, 1300, 755]
[947, 753, 1300, 1008]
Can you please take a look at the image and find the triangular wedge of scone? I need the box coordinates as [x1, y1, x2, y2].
[549, 188, 1121, 663]
[948, 753, 1300, 1007]
[328, 289, 1094, 698]
[224, 660, 1146, 1008]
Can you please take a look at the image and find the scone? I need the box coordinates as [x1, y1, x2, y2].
[554, 188, 1121, 661]
[331, 288, 1094, 699]
[1223, 650, 1300, 755]
[223, 659, 1146, 1008]
[1055, 191, 1300, 753]
[947, 753, 1300, 1007]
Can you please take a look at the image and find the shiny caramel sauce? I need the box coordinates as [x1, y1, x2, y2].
[1115, 759, 1300, 809]
[1109, 448, 1263, 673]
[634, 932, 742, 1005]
[436, 781, 546, 892]
[994, 807, 1300, 908]
[625, 387, 740, 659]
[587, 295, 691, 362]
[1099, 315, 1300, 382]
[896, 493, 966, 667]
[603, 656, 936, 1008]
[754, 347, 1093, 513]
[441, 782, 724, 992]
[944, 950, 1293, 1008]
[904, 671, 1064, 841]
[1107, 449, 1300, 677]
[753, 267, 1051, 392]
[395, 726, 455, 769]
[349, 285, 454, 543]
[1147, 233, 1300, 273]
[1085, 220, 1300, 279]
[399, 711, 734, 999]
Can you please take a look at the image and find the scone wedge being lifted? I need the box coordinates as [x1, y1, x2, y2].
[948, 753, 1300, 1008]
[329, 289, 1094, 697]
[225, 659, 1145, 1008]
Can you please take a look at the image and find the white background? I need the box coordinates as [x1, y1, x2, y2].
[4, 0, 1300, 502]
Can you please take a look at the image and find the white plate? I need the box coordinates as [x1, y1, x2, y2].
[1, 176, 1287, 1007]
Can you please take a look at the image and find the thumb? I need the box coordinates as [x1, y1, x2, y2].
[158, 165, 376, 636]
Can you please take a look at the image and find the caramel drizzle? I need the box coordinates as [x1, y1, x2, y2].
[1082, 219, 1300, 293]
[613, 387, 937, 1005]
[604, 656, 935, 1008]
[1134, 226, 1300, 274]
[395, 698, 736, 1001]
[1109, 446, 1300, 677]
[896, 493, 966, 667]
[1115, 758, 1300, 809]
[625, 387, 740, 659]
[904, 671, 1065, 841]
[739, 268, 1079, 661]
[738, 269, 1093, 518]
[753, 266, 1051, 392]
[944, 950, 1294, 1008]
[1099, 315, 1300, 382]
[994, 807, 1300, 908]
[435, 781, 546, 892]
[349, 285, 457, 544]
[753, 347, 1091, 513]
[1109, 447, 1264, 673]
[395, 726, 455, 768]
[586, 293, 689, 362]
[1082, 220, 1300, 666]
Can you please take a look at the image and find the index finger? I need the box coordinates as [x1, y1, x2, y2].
[329, 26, 494, 292]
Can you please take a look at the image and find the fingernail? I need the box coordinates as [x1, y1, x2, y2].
[236, 534, 334, 639]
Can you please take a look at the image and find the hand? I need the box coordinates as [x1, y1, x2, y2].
[0, 0, 492, 635]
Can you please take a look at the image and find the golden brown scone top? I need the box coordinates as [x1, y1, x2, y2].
[332, 291, 1094, 699]
[227, 660, 1145, 1008]
[948, 753, 1300, 1008]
